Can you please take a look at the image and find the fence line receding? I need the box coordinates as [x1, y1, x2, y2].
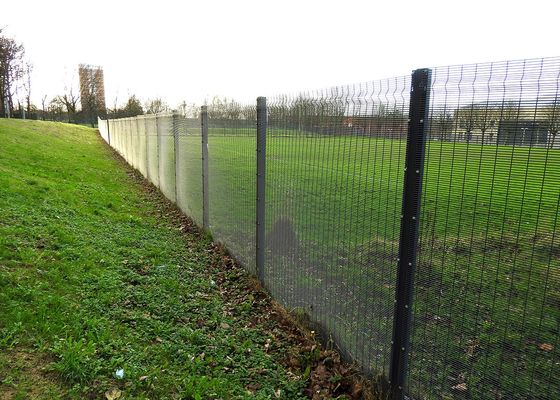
[98, 56, 560, 400]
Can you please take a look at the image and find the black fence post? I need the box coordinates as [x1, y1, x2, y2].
[389, 68, 432, 399]
[256, 97, 267, 283]
[201, 105, 210, 230]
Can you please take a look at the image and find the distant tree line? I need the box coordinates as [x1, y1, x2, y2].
[433, 99, 559, 146]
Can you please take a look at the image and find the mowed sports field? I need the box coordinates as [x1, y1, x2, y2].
[199, 130, 559, 399]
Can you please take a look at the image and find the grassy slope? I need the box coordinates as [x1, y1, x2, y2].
[0, 119, 313, 399]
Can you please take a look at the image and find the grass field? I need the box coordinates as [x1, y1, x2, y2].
[0, 119, 334, 399]
[198, 131, 560, 399]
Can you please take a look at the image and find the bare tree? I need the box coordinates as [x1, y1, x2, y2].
[433, 112, 454, 141]
[48, 97, 65, 121]
[22, 61, 32, 114]
[41, 95, 48, 120]
[473, 105, 498, 144]
[0, 33, 25, 117]
[57, 87, 80, 122]
[144, 98, 168, 114]
[542, 98, 559, 148]
[455, 103, 499, 143]
[455, 105, 477, 142]
[178, 101, 199, 118]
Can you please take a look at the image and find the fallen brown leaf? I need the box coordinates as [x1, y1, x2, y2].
[538, 343, 554, 352]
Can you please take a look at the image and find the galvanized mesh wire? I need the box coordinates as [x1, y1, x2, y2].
[266, 78, 410, 376]
[207, 103, 257, 273]
[97, 117, 109, 142]
[145, 116, 159, 188]
[408, 57, 560, 399]
[157, 114, 176, 202]
[96, 56, 560, 400]
[136, 116, 148, 177]
[175, 115, 204, 226]
[132, 118, 140, 171]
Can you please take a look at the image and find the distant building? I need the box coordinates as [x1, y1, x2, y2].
[497, 120, 549, 146]
[78, 64, 106, 120]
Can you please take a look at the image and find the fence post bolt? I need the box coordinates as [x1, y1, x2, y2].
[389, 68, 432, 400]
[256, 97, 267, 283]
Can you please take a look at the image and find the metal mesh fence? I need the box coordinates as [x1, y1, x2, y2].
[145, 116, 159, 188]
[408, 58, 560, 400]
[207, 104, 257, 273]
[131, 118, 140, 171]
[136, 116, 148, 177]
[175, 116, 204, 226]
[266, 79, 410, 376]
[157, 114, 176, 202]
[98, 118, 109, 143]
[97, 56, 560, 400]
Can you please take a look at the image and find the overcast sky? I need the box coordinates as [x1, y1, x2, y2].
[2, 0, 558, 108]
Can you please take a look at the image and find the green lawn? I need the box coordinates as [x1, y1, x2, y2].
[0, 120, 320, 399]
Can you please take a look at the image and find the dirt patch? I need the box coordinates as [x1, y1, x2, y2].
[0, 350, 59, 400]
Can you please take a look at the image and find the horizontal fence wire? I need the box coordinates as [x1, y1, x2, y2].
[175, 115, 204, 226]
[157, 114, 176, 202]
[266, 78, 410, 378]
[207, 102, 257, 274]
[408, 57, 560, 400]
[96, 55, 560, 400]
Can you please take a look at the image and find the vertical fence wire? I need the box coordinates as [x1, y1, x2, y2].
[407, 57, 560, 400]
[175, 111, 204, 226]
[207, 101, 257, 273]
[156, 114, 176, 202]
[266, 77, 410, 378]
[96, 56, 560, 400]
[145, 115, 159, 188]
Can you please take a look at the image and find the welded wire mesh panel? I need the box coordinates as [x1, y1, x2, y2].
[122, 119, 129, 163]
[117, 119, 124, 156]
[208, 103, 257, 273]
[132, 118, 140, 170]
[124, 118, 131, 162]
[98, 118, 109, 142]
[175, 115, 203, 225]
[266, 78, 410, 377]
[136, 116, 148, 178]
[128, 119, 136, 169]
[110, 119, 117, 153]
[145, 115, 159, 188]
[408, 57, 560, 399]
[114, 120, 123, 155]
[157, 114, 176, 202]
[129, 118, 135, 166]
[111, 119, 117, 152]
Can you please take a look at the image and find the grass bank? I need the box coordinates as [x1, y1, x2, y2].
[0, 119, 361, 399]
